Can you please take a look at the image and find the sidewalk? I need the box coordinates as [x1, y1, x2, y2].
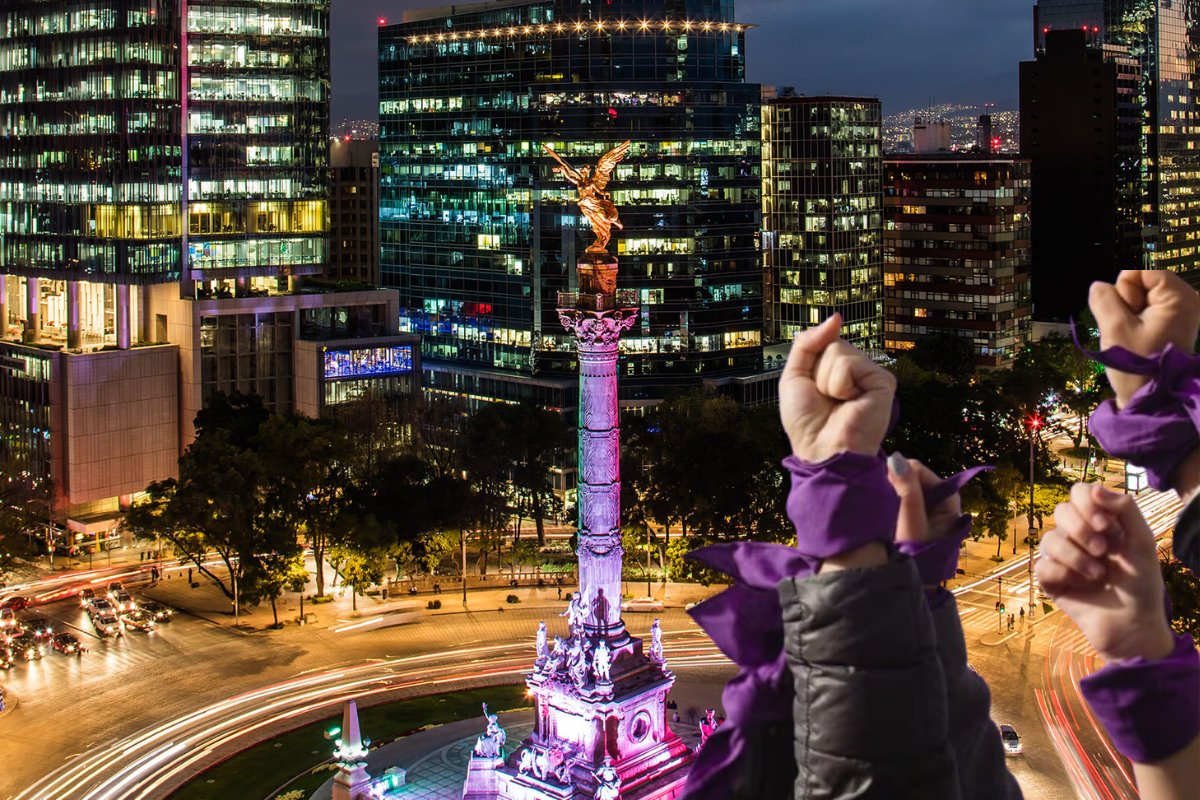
[140, 568, 723, 635]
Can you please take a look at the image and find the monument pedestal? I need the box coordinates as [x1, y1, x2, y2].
[463, 756, 506, 799]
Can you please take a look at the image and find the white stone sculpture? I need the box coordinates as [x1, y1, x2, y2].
[593, 639, 612, 684]
[473, 702, 507, 758]
[536, 621, 549, 664]
[649, 618, 663, 663]
[517, 747, 535, 776]
[593, 757, 622, 800]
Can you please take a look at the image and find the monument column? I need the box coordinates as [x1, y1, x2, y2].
[560, 254, 636, 637]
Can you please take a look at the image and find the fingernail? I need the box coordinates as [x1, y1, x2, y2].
[1086, 561, 1105, 581]
[1092, 513, 1110, 532]
[1087, 535, 1108, 557]
[888, 452, 909, 476]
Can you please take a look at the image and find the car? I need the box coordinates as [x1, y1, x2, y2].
[50, 632, 82, 654]
[139, 600, 173, 622]
[88, 598, 115, 616]
[998, 724, 1023, 755]
[120, 610, 154, 633]
[0, 645, 12, 669]
[0, 596, 30, 612]
[620, 596, 665, 613]
[8, 632, 44, 661]
[0, 607, 17, 631]
[79, 588, 96, 608]
[112, 590, 135, 613]
[29, 621, 53, 642]
[92, 613, 122, 637]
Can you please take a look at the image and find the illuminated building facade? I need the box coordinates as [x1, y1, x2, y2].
[883, 155, 1033, 369]
[1034, 1, 1200, 283]
[762, 95, 884, 349]
[329, 137, 381, 286]
[0, 1, 407, 537]
[1021, 29, 1144, 320]
[379, 0, 762, 406]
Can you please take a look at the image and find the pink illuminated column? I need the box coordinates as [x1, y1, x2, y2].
[559, 255, 636, 636]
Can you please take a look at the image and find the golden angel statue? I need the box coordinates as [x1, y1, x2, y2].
[543, 140, 632, 254]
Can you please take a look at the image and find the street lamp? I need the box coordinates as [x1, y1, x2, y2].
[1026, 414, 1042, 619]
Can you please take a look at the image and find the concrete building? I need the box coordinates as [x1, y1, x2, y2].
[884, 154, 1033, 369]
[1021, 27, 1146, 320]
[0, 1, 416, 542]
[913, 117, 953, 153]
[329, 138, 381, 286]
[762, 95, 884, 349]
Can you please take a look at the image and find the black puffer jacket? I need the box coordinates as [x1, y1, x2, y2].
[778, 556, 1023, 800]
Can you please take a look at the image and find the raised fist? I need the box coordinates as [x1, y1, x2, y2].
[1036, 483, 1174, 663]
[1089, 270, 1200, 408]
[779, 314, 896, 463]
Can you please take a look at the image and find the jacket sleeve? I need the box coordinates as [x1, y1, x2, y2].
[778, 555, 960, 800]
[927, 591, 1024, 800]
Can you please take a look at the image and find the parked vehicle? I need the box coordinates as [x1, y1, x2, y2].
[139, 601, 173, 622]
[79, 588, 96, 608]
[0, 596, 30, 612]
[92, 613, 122, 638]
[998, 724, 1023, 755]
[8, 632, 44, 661]
[112, 591, 135, 613]
[620, 596, 665, 613]
[50, 632, 82, 655]
[120, 610, 154, 633]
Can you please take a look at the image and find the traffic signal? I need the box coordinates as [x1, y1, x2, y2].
[999, 604, 1005, 614]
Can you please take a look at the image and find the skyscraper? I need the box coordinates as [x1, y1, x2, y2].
[379, 0, 762, 408]
[883, 155, 1033, 368]
[329, 137, 381, 286]
[0, 1, 413, 540]
[761, 96, 884, 349]
[1034, 1, 1200, 282]
[1021, 29, 1144, 320]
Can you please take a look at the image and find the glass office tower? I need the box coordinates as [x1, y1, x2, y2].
[1034, 1, 1200, 281]
[0, 1, 409, 535]
[761, 95, 884, 350]
[379, 0, 762, 404]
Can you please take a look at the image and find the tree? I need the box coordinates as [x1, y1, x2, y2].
[253, 550, 307, 627]
[910, 332, 977, 382]
[331, 544, 388, 612]
[1160, 551, 1200, 640]
[255, 414, 356, 598]
[0, 469, 55, 573]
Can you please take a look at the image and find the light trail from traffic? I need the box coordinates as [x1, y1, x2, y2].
[8, 488, 1181, 800]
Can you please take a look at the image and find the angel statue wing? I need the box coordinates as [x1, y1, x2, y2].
[541, 144, 582, 184]
[592, 140, 632, 193]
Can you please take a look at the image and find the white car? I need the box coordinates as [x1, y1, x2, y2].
[998, 724, 1022, 755]
[621, 597, 665, 613]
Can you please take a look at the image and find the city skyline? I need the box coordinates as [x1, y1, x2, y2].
[331, 0, 1031, 124]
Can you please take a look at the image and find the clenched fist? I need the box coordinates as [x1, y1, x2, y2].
[779, 314, 896, 463]
[1036, 484, 1174, 663]
[1089, 270, 1200, 408]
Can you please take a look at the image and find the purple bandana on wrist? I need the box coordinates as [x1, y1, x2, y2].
[680, 452, 986, 799]
[895, 466, 992, 589]
[1080, 632, 1200, 764]
[1074, 325, 1200, 491]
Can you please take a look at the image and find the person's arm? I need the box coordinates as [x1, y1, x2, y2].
[1038, 486, 1200, 800]
[781, 550, 960, 800]
[1132, 735, 1200, 800]
[888, 457, 1023, 800]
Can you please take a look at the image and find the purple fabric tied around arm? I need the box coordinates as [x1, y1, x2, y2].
[782, 451, 901, 559]
[895, 466, 992, 587]
[1079, 632, 1200, 764]
[679, 452, 986, 798]
[1074, 325, 1200, 490]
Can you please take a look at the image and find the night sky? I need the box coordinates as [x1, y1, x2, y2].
[330, 0, 1032, 124]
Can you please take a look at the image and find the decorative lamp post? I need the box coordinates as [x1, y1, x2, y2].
[1027, 414, 1042, 619]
